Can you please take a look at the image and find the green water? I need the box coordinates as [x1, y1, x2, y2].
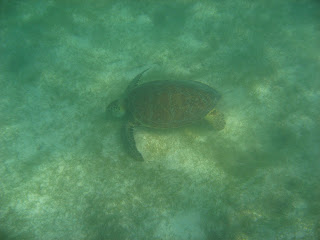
[0, 0, 319, 239]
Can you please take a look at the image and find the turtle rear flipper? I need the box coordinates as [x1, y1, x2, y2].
[205, 109, 226, 131]
[122, 121, 144, 161]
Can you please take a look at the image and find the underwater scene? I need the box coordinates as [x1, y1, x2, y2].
[0, 0, 320, 239]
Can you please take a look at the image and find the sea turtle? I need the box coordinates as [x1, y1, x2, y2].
[107, 69, 225, 161]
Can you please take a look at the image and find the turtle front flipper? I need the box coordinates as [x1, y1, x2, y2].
[122, 121, 144, 161]
[126, 68, 150, 93]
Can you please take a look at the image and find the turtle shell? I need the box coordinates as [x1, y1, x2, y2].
[126, 80, 221, 128]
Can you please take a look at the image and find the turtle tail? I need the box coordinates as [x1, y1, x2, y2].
[122, 122, 144, 161]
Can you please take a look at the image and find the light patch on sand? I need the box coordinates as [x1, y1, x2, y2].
[137, 131, 226, 183]
[192, 2, 220, 20]
[72, 13, 89, 24]
[253, 83, 272, 101]
[155, 210, 205, 240]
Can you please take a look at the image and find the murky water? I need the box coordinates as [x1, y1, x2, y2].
[0, 0, 319, 239]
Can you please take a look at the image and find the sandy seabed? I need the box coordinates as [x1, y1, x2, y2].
[0, 0, 320, 239]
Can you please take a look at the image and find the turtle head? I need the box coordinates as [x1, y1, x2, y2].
[106, 99, 126, 118]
